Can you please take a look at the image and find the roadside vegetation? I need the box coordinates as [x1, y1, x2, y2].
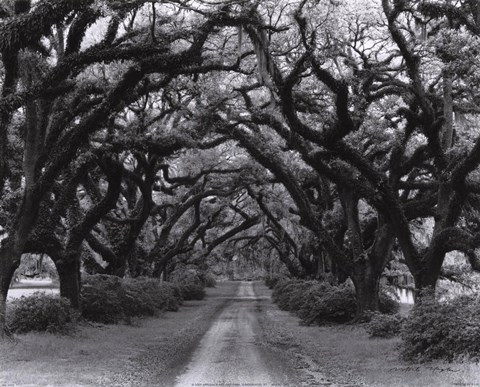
[7, 273, 213, 333]
[1, 282, 238, 387]
[267, 276, 480, 363]
[255, 282, 480, 387]
[1, 0, 480, 385]
[401, 295, 480, 362]
[271, 278, 399, 325]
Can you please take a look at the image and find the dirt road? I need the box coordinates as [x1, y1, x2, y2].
[5, 281, 480, 387]
[174, 281, 300, 387]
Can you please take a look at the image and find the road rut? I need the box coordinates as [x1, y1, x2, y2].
[174, 281, 296, 387]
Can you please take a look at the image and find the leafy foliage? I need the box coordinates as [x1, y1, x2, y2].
[177, 282, 206, 301]
[202, 272, 217, 288]
[264, 273, 289, 289]
[273, 279, 315, 313]
[272, 279, 399, 326]
[123, 278, 183, 316]
[3, 0, 480, 351]
[169, 265, 208, 300]
[81, 275, 126, 324]
[366, 313, 404, 338]
[12, 254, 57, 281]
[81, 275, 184, 324]
[401, 296, 480, 362]
[7, 293, 75, 334]
[296, 282, 358, 325]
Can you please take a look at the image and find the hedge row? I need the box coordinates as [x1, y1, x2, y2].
[401, 295, 480, 362]
[364, 294, 480, 362]
[271, 279, 480, 362]
[80, 275, 186, 324]
[7, 293, 76, 334]
[366, 312, 404, 338]
[7, 275, 207, 332]
[271, 279, 399, 325]
[264, 274, 288, 289]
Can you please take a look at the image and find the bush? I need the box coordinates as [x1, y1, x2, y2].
[170, 266, 202, 285]
[177, 282, 206, 301]
[379, 290, 400, 315]
[81, 275, 126, 324]
[7, 293, 75, 334]
[122, 278, 160, 318]
[169, 266, 207, 300]
[273, 279, 316, 312]
[265, 273, 288, 289]
[401, 295, 480, 362]
[272, 279, 399, 326]
[81, 275, 184, 324]
[202, 272, 217, 288]
[297, 282, 358, 325]
[366, 313, 404, 338]
[154, 282, 184, 311]
[124, 278, 184, 313]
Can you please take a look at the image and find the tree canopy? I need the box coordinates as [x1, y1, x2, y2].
[2, 0, 480, 332]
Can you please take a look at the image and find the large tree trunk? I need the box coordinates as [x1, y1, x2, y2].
[0, 192, 41, 335]
[0, 83, 47, 334]
[56, 259, 81, 309]
[330, 257, 349, 284]
[104, 257, 127, 278]
[338, 188, 394, 319]
[0, 247, 20, 336]
[153, 259, 166, 279]
[297, 243, 319, 279]
[127, 244, 148, 278]
[351, 261, 382, 319]
[412, 242, 446, 302]
[413, 268, 439, 302]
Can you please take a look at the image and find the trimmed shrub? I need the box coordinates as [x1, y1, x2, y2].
[7, 293, 75, 334]
[177, 282, 206, 301]
[154, 282, 184, 311]
[202, 273, 217, 288]
[297, 282, 357, 325]
[366, 313, 404, 338]
[265, 273, 288, 289]
[379, 290, 400, 315]
[169, 266, 208, 299]
[273, 279, 316, 312]
[81, 275, 185, 324]
[123, 278, 183, 313]
[272, 279, 399, 326]
[401, 295, 480, 362]
[81, 275, 126, 324]
[170, 267, 201, 285]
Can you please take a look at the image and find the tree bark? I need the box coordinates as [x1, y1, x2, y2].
[0, 190, 40, 334]
[351, 261, 381, 319]
[0, 246, 19, 336]
[413, 266, 440, 302]
[108, 258, 127, 278]
[56, 259, 81, 309]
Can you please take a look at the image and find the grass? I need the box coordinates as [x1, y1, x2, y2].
[254, 282, 480, 387]
[0, 282, 238, 387]
[1, 327, 132, 386]
[307, 326, 480, 386]
[3, 281, 479, 387]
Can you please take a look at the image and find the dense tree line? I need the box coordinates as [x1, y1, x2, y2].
[2, 0, 480, 334]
